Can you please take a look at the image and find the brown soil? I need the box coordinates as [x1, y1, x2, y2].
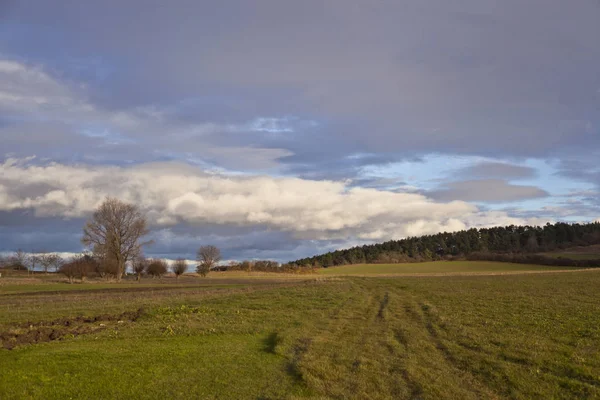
[0, 308, 144, 350]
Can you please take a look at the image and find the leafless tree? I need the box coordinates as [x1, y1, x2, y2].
[196, 245, 221, 277]
[82, 197, 152, 281]
[59, 262, 77, 283]
[27, 253, 41, 275]
[39, 253, 64, 274]
[147, 259, 168, 278]
[50, 255, 64, 272]
[172, 258, 187, 280]
[240, 260, 253, 273]
[10, 249, 29, 272]
[39, 253, 55, 274]
[132, 256, 149, 281]
[97, 256, 119, 280]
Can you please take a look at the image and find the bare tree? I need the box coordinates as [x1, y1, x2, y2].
[59, 262, 77, 283]
[73, 254, 97, 282]
[39, 253, 54, 274]
[196, 245, 221, 277]
[132, 256, 149, 282]
[28, 253, 41, 275]
[82, 197, 152, 282]
[10, 249, 29, 272]
[39, 253, 64, 274]
[172, 258, 187, 280]
[97, 256, 119, 280]
[147, 259, 168, 278]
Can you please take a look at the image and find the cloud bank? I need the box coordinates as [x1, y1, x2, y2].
[0, 158, 544, 243]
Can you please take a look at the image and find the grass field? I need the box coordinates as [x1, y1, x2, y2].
[317, 260, 571, 275]
[1, 264, 599, 399]
[540, 244, 600, 260]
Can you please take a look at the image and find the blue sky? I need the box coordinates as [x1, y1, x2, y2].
[1, 1, 599, 261]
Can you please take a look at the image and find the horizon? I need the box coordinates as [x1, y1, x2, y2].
[1, 1, 600, 262]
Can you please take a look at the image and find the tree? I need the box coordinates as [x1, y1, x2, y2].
[70, 254, 97, 282]
[132, 256, 149, 282]
[50, 254, 64, 272]
[196, 245, 221, 277]
[59, 262, 77, 283]
[82, 197, 151, 281]
[10, 249, 29, 271]
[240, 260, 252, 273]
[147, 259, 168, 278]
[172, 258, 187, 280]
[28, 253, 41, 275]
[97, 256, 120, 280]
[39, 253, 62, 274]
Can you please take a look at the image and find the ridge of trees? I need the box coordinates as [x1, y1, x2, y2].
[291, 222, 600, 268]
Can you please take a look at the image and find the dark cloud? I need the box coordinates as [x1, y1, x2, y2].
[556, 158, 600, 189]
[0, 212, 338, 262]
[2, 0, 599, 161]
[454, 161, 537, 180]
[429, 179, 549, 203]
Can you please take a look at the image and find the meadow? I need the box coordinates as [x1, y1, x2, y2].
[316, 260, 569, 276]
[540, 244, 600, 260]
[1, 264, 599, 399]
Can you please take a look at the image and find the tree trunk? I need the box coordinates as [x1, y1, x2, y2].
[117, 259, 125, 282]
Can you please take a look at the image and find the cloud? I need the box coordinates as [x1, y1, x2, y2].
[429, 179, 549, 203]
[0, 158, 543, 244]
[2, 1, 599, 259]
[454, 161, 536, 180]
[0, 58, 293, 171]
[4, 0, 600, 161]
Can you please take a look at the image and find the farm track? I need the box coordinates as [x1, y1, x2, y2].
[285, 280, 503, 399]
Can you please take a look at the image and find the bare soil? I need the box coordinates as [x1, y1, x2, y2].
[0, 308, 144, 350]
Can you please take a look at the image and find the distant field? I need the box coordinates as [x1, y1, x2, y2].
[0, 273, 311, 295]
[540, 244, 600, 260]
[317, 260, 570, 275]
[1, 270, 599, 399]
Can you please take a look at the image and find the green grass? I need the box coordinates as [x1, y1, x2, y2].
[317, 260, 566, 275]
[542, 253, 600, 260]
[1, 270, 600, 399]
[540, 245, 600, 260]
[0, 281, 246, 295]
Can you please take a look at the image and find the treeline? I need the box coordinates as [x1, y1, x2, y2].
[291, 222, 600, 267]
[57, 255, 187, 283]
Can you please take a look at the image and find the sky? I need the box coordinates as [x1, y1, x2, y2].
[1, 1, 599, 262]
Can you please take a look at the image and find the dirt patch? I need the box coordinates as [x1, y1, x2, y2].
[0, 308, 144, 350]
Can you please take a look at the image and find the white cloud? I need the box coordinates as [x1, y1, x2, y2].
[0, 158, 546, 242]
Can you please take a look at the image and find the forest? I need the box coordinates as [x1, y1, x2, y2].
[291, 222, 600, 268]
